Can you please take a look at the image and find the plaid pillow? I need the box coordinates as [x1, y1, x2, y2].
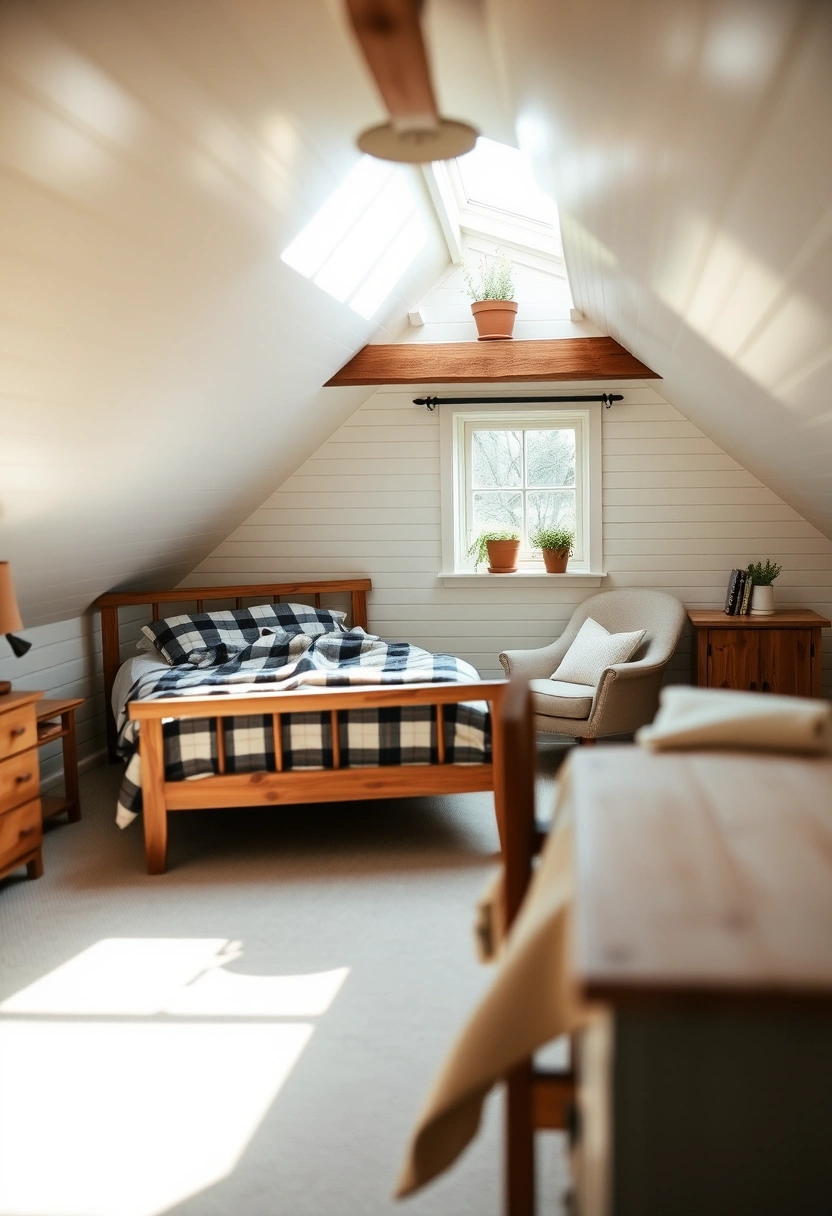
[270, 602, 348, 638]
[142, 602, 347, 666]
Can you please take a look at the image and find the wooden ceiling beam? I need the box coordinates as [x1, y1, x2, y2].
[325, 338, 659, 386]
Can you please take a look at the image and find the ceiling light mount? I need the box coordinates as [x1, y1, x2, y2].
[357, 117, 478, 164]
[345, 0, 478, 163]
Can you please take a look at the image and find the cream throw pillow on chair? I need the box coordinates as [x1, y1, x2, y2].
[552, 616, 646, 685]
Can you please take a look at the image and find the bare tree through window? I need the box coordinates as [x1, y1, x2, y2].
[470, 427, 576, 545]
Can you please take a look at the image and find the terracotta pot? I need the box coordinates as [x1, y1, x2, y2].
[541, 547, 570, 574]
[486, 538, 520, 573]
[471, 299, 518, 341]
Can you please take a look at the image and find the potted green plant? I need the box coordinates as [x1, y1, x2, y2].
[747, 559, 782, 616]
[468, 529, 521, 573]
[463, 254, 518, 341]
[530, 525, 574, 574]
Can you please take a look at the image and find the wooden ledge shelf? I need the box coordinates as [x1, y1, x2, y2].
[325, 337, 659, 386]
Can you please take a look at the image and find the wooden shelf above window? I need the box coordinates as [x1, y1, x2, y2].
[325, 337, 659, 386]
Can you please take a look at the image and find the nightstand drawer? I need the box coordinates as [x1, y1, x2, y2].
[0, 748, 40, 814]
[0, 798, 42, 872]
[0, 704, 37, 761]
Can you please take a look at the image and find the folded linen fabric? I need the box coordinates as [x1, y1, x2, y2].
[636, 685, 832, 754]
[396, 785, 595, 1199]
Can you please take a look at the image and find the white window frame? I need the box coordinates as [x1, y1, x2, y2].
[439, 400, 604, 583]
[423, 161, 565, 264]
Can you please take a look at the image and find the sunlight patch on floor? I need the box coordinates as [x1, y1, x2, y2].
[1, 938, 349, 1017]
[0, 940, 350, 1216]
[0, 1021, 311, 1216]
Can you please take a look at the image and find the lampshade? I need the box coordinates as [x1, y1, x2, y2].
[0, 562, 24, 634]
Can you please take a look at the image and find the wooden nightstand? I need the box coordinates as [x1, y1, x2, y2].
[36, 697, 84, 822]
[0, 690, 43, 882]
[687, 609, 831, 697]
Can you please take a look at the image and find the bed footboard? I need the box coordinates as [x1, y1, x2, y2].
[130, 682, 508, 874]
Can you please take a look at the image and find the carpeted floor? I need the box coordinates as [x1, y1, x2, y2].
[0, 754, 570, 1216]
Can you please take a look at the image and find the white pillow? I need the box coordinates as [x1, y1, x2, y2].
[552, 617, 646, 685]
[136, 635, 171, 664]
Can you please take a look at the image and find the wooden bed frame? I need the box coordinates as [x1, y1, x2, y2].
[95, 579, 509, 874]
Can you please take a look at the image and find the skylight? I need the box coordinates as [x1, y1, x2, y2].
[281, 157, 428, 320]
[455, 138, 559, 228]
[427, 137, 563, 262]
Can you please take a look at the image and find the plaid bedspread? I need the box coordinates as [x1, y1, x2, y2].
[116, 629, 490, 825]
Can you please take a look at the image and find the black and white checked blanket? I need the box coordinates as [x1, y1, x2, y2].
[116, 630, 490, 825]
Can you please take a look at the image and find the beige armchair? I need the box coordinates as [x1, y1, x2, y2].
[499, 589, 687, 741]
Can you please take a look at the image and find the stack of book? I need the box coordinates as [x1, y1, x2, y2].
[724, 568, 753, 615]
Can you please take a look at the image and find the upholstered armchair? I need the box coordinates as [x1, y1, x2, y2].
[499, 589, 687, 741]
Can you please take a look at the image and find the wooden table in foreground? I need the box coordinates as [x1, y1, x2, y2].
[571, 747, 832, 1216]
[687, 608, 830, 696]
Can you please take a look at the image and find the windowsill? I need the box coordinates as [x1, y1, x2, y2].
[439, 570, 606, 588]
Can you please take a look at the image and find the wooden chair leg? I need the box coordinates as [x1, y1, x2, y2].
[506, 1062, 535, 1216]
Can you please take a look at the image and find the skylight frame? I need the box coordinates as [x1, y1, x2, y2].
[424, 139, 565, 264]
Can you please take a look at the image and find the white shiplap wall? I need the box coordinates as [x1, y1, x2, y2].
[0, 608, 149, 785]
[489, 0, 832, 540]
[187, 380, 832, 696]
[0, 0, 450, 627]
[396, 237, 602, 343]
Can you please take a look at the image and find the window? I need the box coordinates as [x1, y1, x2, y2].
[425, 137, 566, 265]
[440, 403, 603, 577]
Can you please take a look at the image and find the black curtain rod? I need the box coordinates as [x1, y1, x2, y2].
[414, 393, 624, 411]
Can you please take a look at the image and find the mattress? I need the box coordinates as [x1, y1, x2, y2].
[111, 655, 171, 731]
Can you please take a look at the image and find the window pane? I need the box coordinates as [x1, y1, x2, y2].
[526, 491, 576, 537]
[472, 491, 522, 535]
[526, 429, 575, 487]
[471, 430, 522, 488]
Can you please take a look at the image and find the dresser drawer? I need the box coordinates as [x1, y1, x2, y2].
[0, 747, 40, 814]
[0, 798, 42, 872]
[0, 704, 37, 761]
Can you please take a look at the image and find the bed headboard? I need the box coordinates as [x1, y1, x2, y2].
[93, 579, 372, 761]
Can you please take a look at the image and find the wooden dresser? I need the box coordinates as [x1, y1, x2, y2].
[687, 609, 830, 697]
[0, 690, 43, 882]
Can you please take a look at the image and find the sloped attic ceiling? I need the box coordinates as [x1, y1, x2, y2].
[2, 0, 502, 626]
[486, 0, 832, 539]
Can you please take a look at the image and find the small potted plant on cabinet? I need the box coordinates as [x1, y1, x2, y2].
[747, 558, 782, 615]
[530, 525, 574, 573]
[468, 529, 521, 573]
[464, 254, 518, 340]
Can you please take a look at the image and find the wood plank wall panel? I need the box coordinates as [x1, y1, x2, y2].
[0, 608, 147, 783]
[186, 381, 832, 693]
[489, 0, 832, 541]
[396, 248, 588, 344]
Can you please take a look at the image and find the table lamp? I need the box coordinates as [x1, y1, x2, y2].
[0, 562, 31, 695]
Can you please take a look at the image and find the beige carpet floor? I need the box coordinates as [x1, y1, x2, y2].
[0, 753, 570, 1216]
